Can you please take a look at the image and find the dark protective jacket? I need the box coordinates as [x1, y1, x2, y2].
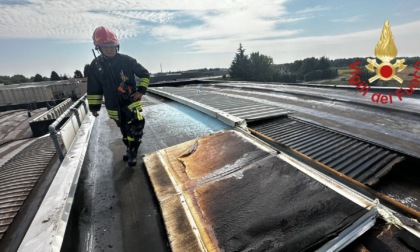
[87, 53, 149, 121]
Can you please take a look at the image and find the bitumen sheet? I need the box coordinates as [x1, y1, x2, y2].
[144, 130, 369, 252]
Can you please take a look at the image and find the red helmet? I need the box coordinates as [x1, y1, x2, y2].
[92, 26, 119, 48]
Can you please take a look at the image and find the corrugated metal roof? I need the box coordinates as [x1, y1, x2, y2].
[0, 137, 55, 240]
[248, 116, 406, 186]
[150, 86, 289, 122]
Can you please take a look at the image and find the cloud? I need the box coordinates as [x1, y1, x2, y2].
[296, 5, 330, 14]
[1, 0, 419, 71]
[108, 10, 175, 24]
[150, 0, 300, 51]
[0, 0, 31, 5]
[0, 1, 139, 40]
[152, 18, 420, 68]
[242, 19, 420, 63]
[0, 0, 293, 42]
[152, 12, 298, 41]
[332, 15, 366, 23]
[276, 17, 307, 23]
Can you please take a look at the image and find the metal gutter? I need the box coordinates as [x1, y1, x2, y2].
[316, 208, 378, 252]
[18, 113, 95, 252]
[48, 95, 88, 161]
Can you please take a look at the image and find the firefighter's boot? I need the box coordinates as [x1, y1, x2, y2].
[128, 149, 138, 166]
[122, 138, 129, 161]
[123, 149, 130, 161]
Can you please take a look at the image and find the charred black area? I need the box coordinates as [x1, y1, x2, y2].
[196, 154, 368, 251]
[380, 156, 420, 184]
[372, 157, 420, 213]
[344, 218, 420, 252]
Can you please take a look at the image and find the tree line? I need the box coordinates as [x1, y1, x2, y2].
[0, 64, 90, 85]
[229, 44, 338, 83]
[229, 44, 420, 83]
[3, 49, 419, 85]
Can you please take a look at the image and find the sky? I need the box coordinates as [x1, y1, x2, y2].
[0, 0, 419, 78]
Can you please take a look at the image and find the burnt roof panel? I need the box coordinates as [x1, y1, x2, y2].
[144, 130, 370, 251]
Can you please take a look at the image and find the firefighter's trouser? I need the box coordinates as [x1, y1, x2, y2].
[116, 110, 144, 151]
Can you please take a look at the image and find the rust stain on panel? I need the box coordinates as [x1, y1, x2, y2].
[162, 131, 266, 190]
[143, 152, 177, 202]
[176, 131, 257, 180]
[144, 151, 205, 252]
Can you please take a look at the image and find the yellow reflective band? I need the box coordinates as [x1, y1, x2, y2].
[88, 99, 102, 105]
[127, 137, 142, 142]
[135, 110, 143, 120]
[87, 95, 103, 105]
[87, 94, 103, 99]
[107, 110, 119, 120]
[128, 101, 142, 110]
[137, 78, 149, 88]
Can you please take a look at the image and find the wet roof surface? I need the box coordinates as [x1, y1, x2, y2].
[64, 94, 230, 252]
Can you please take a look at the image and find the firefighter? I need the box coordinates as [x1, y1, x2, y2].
[87, 26, 149, 166]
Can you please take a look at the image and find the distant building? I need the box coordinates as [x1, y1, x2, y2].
[149, 69, 229, 83]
